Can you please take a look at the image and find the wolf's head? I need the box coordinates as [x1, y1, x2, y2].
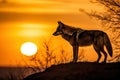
[53, 21, 64, 36]
[53, 21, 82, 36]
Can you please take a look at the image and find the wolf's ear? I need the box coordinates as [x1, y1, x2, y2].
[58, 21, 64, 26]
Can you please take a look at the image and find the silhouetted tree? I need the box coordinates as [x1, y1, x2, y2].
[28, 41, 54, 72]
[26, 38, 85, 73]
[28, 38, 69, 72]
[80, 0, 120, 62]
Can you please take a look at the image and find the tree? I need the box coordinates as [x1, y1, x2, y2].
[80, 0, 120, 62]
[26, 38, 85, 73]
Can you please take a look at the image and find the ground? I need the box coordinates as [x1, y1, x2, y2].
[24, 62, 120, 80]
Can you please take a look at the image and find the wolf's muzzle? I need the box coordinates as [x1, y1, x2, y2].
[53, 31, 60, 36]
[53, 32, 57, 36]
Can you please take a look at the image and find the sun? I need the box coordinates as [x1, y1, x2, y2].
[20, 42, 37, 56]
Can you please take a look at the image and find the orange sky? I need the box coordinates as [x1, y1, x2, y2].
[0, 0, 106, 66]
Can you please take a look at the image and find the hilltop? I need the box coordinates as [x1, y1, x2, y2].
[24, 62, 120, 80]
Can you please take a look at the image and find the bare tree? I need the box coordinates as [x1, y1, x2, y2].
[80, 0, 120, 62]
[27, 38, 85, 73]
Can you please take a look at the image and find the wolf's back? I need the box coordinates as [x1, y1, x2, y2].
[104, 33, 113, 57]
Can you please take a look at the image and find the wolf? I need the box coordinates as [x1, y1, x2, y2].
[53, 21, 113, 63]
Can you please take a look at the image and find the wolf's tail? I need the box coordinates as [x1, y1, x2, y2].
[104, 33, 113, 57]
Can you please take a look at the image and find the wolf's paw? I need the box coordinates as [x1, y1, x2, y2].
[70, 61, 77, 64]
[101, 61, 106, 64]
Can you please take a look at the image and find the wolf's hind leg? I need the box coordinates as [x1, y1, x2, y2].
[93, 45, 101, 63]
[101, 49, 107, 63]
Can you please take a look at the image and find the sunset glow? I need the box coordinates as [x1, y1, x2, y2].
[0, 0, 104, 67]
[0, 0, 103, 13]
[0, 0, 118, 79]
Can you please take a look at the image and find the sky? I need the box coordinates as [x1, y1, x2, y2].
[0, 0, 105, 66]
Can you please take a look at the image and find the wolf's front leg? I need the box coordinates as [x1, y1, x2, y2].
[72, 45, 79, 63]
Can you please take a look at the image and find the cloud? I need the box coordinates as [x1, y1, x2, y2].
[0, 0, 89, 13]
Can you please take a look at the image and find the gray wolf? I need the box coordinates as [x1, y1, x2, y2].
[53, 21, 113, 63]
